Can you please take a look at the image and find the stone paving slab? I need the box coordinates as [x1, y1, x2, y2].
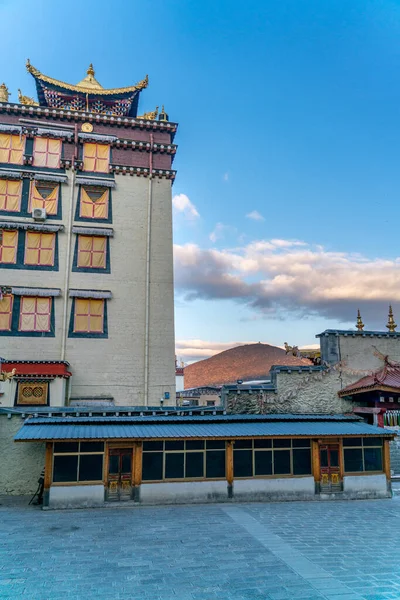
[1, 498, 400, 598]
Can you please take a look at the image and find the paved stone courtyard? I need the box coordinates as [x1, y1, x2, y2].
[1, 497, 400, 600]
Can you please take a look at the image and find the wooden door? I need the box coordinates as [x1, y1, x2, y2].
[107, 448, 133, 501]
[319, 444, 342, 492]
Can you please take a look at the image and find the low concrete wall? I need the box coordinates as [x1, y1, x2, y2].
[140, 480, 228, 504]
[49, 485, 105, 509]
[343, 474, 389, 498]
[233, 477, 315, 501]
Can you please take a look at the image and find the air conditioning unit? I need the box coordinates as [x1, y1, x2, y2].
[32, 208, 46, 221]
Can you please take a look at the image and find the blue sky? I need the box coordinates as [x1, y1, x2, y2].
[2, 0, 400, 362]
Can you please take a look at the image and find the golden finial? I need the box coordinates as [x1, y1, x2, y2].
[356, 309, 364, 331]
[0, 83, 9, 103]
[87, 63, 95, 77]
[387, 305, 397, 332]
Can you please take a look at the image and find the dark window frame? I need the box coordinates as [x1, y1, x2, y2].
[233, 438, 312, 479]
[52, 441, 105, 484]
[343, 437, 383, 474]
[142, 439, 226, 482]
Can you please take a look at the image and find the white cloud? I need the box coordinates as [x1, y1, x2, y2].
[246, 210, 265, 221]
[172, 193, 200, 220]
[176, 339, 256, 363]
[209, 222, 230, 243]
[223, 173, 229, 182]
[173, 237, 400, 327]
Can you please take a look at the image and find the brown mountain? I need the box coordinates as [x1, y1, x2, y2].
[184, 343, 312, 388]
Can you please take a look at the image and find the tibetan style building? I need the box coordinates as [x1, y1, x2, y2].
[11, 409, 394, 508]
[0, 62, 177, 408]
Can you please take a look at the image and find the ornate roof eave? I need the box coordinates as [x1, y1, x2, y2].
[26, 60, 148, 96]
[338, 383, 400, 398]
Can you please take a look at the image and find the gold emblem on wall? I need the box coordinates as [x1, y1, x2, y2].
[17, 382, 48, 405]
[81, 122, 93, 133]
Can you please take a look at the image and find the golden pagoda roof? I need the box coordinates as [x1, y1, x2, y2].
[26, 60, 148, 96]
[76, 64, 103, 90]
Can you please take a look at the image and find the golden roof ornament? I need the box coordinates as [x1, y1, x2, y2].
[76, 64, 103, 90]
[0, 83, 9, 103]
[0, 368, 16, 382]
[159, 105, 169, 121]
[138, 106, 159, 120]
[386, 305, 397, 332]
[356, 309, 364, 331]
[18, 89, 38, 106]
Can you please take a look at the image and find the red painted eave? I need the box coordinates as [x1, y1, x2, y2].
[2, 361, 72, 378]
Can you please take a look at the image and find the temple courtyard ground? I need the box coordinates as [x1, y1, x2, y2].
[1, 497, 400, 600]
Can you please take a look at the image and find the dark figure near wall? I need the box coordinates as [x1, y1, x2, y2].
[29, 468, 45, 506]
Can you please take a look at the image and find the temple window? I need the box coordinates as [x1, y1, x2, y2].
[233, 438, 312, 478]
[73, 298, 105, 334]
[18, 296, 52, 332]
[52, 442, 105, 483]
[77, 235, 107, 269]
[83, 143, 110, 173]
[79, 187, 109, 219]
[0, 180, 22, 212]
[0, 230, 18, 264]
[29, 182, 59, 215]
[0, 134, 25, 165]
[0, 294, 13, 331]
[142, 440, 226, 481]
[343, 437, 383, 473]
[16, 382, 49, 406]
[32, 138, 62, 169]
[24, 232, 55, 267]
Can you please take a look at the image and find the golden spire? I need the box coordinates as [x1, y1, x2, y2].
[0, 83, 9, 102]
[159, 104, 169, 121]
[386, 305, 397, 332]
[76, 64, 103, 90]
[356, 309, 364, 331]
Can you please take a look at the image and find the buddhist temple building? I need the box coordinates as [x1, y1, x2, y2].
[0, 61, 177, 408]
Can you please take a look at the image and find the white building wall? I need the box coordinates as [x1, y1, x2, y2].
[0, 414, 45, 495]
[2, 171, 176, 407]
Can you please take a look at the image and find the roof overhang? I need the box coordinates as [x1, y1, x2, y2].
[14, 414, 394, 442]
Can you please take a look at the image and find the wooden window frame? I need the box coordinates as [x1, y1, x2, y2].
[18, 296, 52, 333]
[29, 181, 59, 215]
[52, 441, 105, 486]
[0, 134, 25, 165]
[0, 294, 13, 331]
[233, 438, 312, 479]
[342, 437, 384, 475]
[79, 187, 109, 220]
[16, 381, 49, 406]
[83, 143, 110, 173]
[73, 298, 105, 334]
[32, 137, 62, 169]
[77, 235, 107, 269]
[0, 229, 18, 264]
[24, 231, 56, 267]
[142, 439, 226, 483]
[0, 179, 22, 212]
